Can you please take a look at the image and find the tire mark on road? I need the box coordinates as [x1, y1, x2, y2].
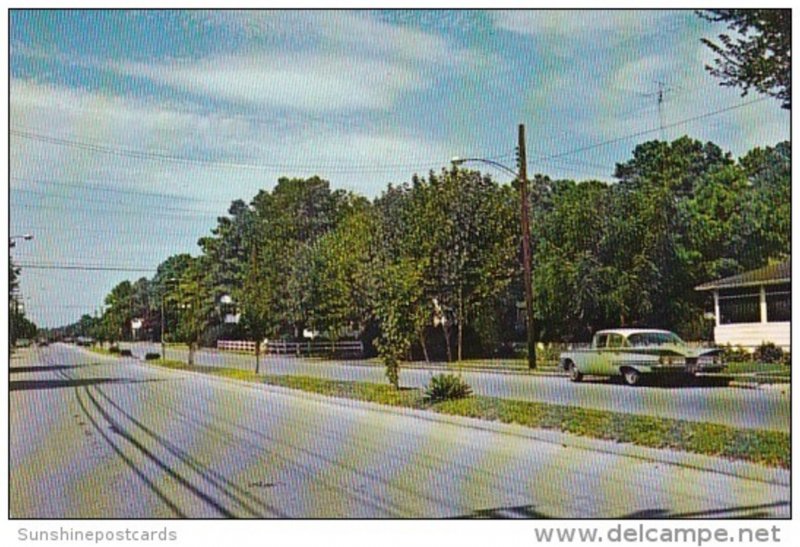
[92, 385, 284, 517]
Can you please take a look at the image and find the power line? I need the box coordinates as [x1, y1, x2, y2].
[12, 187, 225, 215]
[16, 262, 157, 272]
[10, 128, 449, 173]
[10, 176, 223, 205]
[532, 96, 771, 163]
[11, 202, 216, 220]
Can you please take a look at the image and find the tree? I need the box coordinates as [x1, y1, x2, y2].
[698, 9, 791, 109]
[249, 176, 367, 338]
[237, 247, 276, 374]
[153, 253, 194, 342]
[299, 205, 379, 342]
[104, 281, 135, 343]
[373, 258, 422, 388]
[172, 258, 216, 366]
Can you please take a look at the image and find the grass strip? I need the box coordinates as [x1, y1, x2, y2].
[152, 359, 789, 469]
[85, 346, 116, 356]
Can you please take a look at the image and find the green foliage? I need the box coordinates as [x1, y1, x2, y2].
[171, 257, 217, 365]
[721, 344, 751, 363]
[108, 345, 120, 354]
[754, 342, 784, 364]
[144, 352, 161, 360]
[424, 373, 473, 402]
[374, 259, 421, 388]
[93, 137, 789, 360]
[698, 9, 791, 109]
[9, 256, 38, 347]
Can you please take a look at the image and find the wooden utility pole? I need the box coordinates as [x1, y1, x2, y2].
[518, 124, 536, 369]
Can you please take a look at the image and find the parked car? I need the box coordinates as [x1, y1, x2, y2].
[559, 329, 724, 386]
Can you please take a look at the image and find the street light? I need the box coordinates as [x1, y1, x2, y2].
[9, 233, 33, 248]
[451, 124, 536, 369]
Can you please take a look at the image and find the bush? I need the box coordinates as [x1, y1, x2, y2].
[754, 342, 784, 364]
[108, 345, 120, 354]
[721, 344, 750, 363]
[144, 352, 161, 361]
[119, 349, 133, 357]
[424, 373, 473, 402]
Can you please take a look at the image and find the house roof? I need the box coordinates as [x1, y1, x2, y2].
[695, 259, 790, 291]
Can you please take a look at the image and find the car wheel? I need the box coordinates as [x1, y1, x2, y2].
[568, 361, 583, 382]
[622, 368, 641, 386]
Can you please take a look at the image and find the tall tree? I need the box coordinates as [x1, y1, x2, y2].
[237, 246, 276, 374]
[172, 257, 216, 366]
[104, 281, 135, 343]
[698, 9, 791, 109]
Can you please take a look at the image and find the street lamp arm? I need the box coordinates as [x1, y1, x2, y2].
[450, 157, 518, 178]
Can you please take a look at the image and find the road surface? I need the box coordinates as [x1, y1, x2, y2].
[9, 344, 789, 518]
[134, 342, 789, 432]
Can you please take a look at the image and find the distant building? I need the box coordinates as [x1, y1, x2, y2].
[695, 260, 790, 350]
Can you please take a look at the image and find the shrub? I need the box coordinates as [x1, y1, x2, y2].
[721, 344, 750, 363]
[108, 345, 120, 354]
[754, 342, 784, 364]
[144, 352, 161, 361]
[424, 373, 473, 402]
[119, 349, 133, 357]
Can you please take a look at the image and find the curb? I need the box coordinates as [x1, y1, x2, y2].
[136, 359, 789, 488]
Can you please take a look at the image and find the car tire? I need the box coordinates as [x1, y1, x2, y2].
[622, 368, 641, 386]
[568, 361, 583, 382]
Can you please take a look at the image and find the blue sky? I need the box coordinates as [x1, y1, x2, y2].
[8, 9, 791, 327]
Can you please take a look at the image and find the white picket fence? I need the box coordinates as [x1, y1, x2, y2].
[217, 340, 259, 353]
[217, 339, 363, 357]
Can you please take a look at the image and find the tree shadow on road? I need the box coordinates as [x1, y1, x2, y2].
[10, 364, 92, 374]
[9, 378, 163, 392]
[450, 503, 550, 518]
[619, 500, 789, 519]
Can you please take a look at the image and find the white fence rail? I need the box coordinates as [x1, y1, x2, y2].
[217, 340, 258, 353]
[217, 339, 364, 357]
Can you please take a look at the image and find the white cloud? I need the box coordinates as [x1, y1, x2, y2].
[114, 52, 424, 112]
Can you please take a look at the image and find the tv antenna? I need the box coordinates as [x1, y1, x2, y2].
[637, 80, 674, 141]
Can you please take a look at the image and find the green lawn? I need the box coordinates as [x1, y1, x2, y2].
[151, 358, 789, 468]
[723, 361, 790, 376]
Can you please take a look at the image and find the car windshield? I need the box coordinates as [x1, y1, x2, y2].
[627, 332, 685, 347]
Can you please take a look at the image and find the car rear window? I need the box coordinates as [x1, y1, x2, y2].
[627, 332, 684, 346]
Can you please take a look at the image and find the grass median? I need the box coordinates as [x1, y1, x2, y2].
[151, 358, 789, 469]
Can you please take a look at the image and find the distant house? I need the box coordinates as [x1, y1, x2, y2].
[695, 260, 790, 351]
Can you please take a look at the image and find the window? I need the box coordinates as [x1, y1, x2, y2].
[718, 287, 760, 324]
[594, 334, 608, 348]
[766, 284, 790, 322]
[607, 334, 624, 348]
[627, 331, 685, 346]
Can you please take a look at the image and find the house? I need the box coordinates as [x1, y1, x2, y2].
[695, 259, 790, 351]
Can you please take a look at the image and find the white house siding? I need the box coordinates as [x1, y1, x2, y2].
[713, 322, 790, 351]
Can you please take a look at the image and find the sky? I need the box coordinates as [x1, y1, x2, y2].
[7, 9, 791, 328]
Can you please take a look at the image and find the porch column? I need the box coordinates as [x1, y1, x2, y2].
[759, 285, 767, 323]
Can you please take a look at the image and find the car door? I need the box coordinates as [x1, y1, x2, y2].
[583, 334, 609, 374]
[605, 333, 625, 375]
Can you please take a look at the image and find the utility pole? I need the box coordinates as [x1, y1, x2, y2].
[518, 124, 536, 369]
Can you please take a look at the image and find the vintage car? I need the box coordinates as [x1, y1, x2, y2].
[559, 329, 725, 386]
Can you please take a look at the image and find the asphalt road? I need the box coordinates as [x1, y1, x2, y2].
[134, 342, 790, 432]
[9, 344, 789, 518]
